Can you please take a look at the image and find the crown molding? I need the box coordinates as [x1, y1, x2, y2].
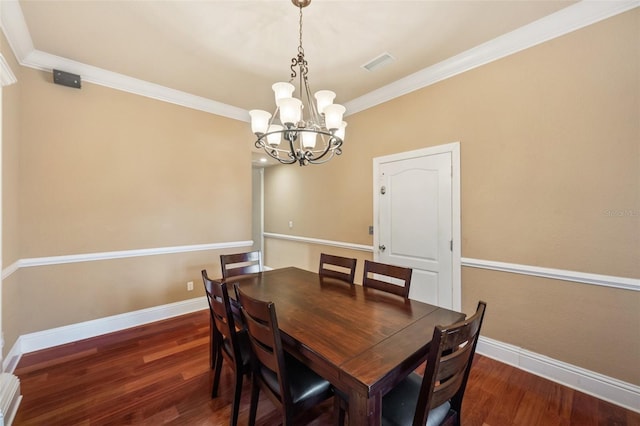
[344, 0, 640, 115]
[0, 0, 248, 121]
[21, 50, 249, 121]
[0, 54, 17, 86]
[0, 0, 34, 62]
[2, 0, 638, 118]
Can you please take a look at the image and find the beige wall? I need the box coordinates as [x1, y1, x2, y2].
[19, 68, 251, 256]
[264, 9, 639, 384]
[2, 31, 20, 267]
[2, 29, 22, 361]
[2, 56, 254, 353]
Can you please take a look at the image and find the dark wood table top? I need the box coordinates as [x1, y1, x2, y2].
[228, 267, 465, 425]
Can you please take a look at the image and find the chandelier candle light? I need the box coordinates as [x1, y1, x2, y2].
[249, 0, 347, 166]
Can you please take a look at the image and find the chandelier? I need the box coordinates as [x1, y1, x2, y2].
[249, 0, 347, 166]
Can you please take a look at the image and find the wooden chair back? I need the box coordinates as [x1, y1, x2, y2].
[234, 286, 292, 411]
[362, 260, 412, 298]
[415, 301, 487, 426]
[220, 250, 262, 279]
[235, 285, 334, 425]
[319, 253, 357, 284]
[202, 269, 252, 426]
[202, 271, 243, 369]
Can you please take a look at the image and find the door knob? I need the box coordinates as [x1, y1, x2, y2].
[378, 245, 386, 251]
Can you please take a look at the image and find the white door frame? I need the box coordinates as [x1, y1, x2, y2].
[373, 142, 461, 311]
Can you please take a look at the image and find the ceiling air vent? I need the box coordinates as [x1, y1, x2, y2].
[361, 52, 395, 72]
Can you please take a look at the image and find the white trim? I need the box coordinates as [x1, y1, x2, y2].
[0, 55, 17, 87]
[344, 0, 640, 115]
[261, 234, 638, 293]
[22, 50, 249, 121]
[263, 232, 373, 253]
[0, 1, 247, 121]
[0, 262, 18, 282]
[3, 297, 208, 373]
[476, 336, 640, 414]
[0, 0, 34, 63]
[1, 342, 20, 377]
[3, 0, 638, 118]
[373, 142, 462, 311]
[462, 257, 640, 292]
[4, 298, 638, 414]
[0, 373, 22, 426]
[0, 240, 254, 280]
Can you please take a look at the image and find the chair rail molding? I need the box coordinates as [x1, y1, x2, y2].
[462, 257, 640, 292]
[263, 232, 373, 253]
[263, 234, 639, 292]
[1, 240, 254, 280]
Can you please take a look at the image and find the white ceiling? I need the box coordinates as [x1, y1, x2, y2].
[2, 1, 636, 166]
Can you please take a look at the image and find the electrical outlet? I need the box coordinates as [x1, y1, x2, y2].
[187, 281, 194, 291]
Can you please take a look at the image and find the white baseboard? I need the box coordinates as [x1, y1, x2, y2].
[3, 296, 208, 373]
[476, 336, 640, 413]
[0, 373, 21, 426]
[4, 299, 638, 414]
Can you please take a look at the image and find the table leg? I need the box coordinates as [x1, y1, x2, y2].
[348, 389, 382, 426]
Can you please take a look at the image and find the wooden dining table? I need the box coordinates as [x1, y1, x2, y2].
[225, 266, 465, 426]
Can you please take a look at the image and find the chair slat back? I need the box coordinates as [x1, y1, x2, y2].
[221, 251, 263, 279]
[235, 286, 291, 406]
[319, 253, 357, 283]
[202, 270, 242, 365]
[362, 260, 412, 298]
[414, 301, 487, 426]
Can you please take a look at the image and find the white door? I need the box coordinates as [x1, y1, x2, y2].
[373, 143, 460, 310]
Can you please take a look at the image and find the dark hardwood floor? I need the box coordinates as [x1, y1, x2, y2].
[13, 310, 640, 425]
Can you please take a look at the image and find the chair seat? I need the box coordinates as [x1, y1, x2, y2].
[382, 373, 451, 426]
[261, 353, 332, 405]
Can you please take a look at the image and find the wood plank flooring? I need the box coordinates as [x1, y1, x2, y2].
[12, 310, 640, 425]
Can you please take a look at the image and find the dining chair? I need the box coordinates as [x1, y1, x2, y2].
[202, 270, 251, 426]
[362, 259, 413, 298]
[220, 250, 263, 279]
[319, 253, 357, 284]
[380, 301, 487, 426]
[234, 285, 335, 426]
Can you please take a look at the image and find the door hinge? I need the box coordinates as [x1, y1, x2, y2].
[380, 186, 386, 195]
[450, 240, 453, 251]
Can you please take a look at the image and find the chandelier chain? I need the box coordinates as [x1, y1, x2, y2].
[298, 4, 304, 55]
[250, 0, 346, 166]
